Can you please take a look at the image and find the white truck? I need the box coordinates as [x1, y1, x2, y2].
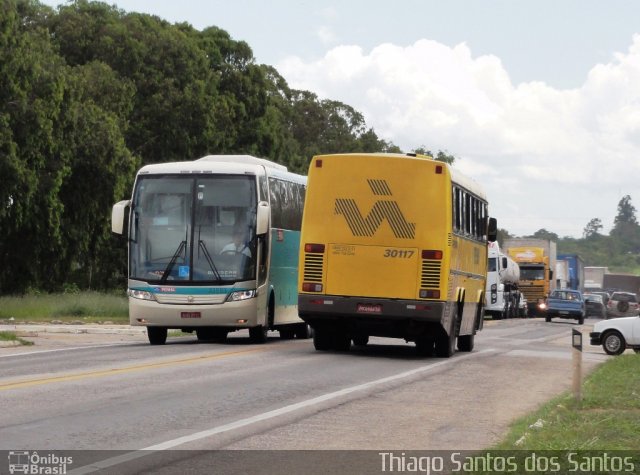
[485, 241, 522, 319]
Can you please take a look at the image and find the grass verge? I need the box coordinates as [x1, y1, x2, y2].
[0, 331, 34, 346]
[0, 291, 128, 324]
[463, 354, 640, 474]
[493, 354, 640, 451]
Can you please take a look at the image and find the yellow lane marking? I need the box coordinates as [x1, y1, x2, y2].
[0, 345, 275, 391]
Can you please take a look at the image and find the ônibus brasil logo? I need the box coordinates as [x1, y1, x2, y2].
[335, 179, 416, 239]
[8, 451, 73, 474]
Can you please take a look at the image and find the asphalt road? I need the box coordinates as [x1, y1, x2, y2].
[0, 317, 614, 474]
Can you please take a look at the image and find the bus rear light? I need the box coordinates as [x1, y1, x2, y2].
[309, 299, 333, 305]
[422, 250, 443, 260]
[316, 159, 323, 168]
[420, 289, 440, 299]
[435, 165, 443, 174]
[407, 304, 431, 311]
[302, 283, 323, 292]
[304, 243, 325, 253]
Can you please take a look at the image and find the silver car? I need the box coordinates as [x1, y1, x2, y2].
[606, 292, 639, 319]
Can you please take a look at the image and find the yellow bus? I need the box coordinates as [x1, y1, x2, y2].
[298, 153, 497, 357]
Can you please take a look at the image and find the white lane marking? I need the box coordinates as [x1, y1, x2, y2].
[0, 342, 139, 358]
[70, 348, 496, 474]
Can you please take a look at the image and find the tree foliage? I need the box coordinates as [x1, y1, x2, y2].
[507, 196, 640, 274]
[3, 0, 449, 293]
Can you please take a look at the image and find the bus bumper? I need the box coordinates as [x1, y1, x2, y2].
[298, 294, 447, 339]
[128, 297, 260, 328]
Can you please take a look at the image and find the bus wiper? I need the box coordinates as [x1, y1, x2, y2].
[160, 241, 186, 283]
[198, 240, 222, 281]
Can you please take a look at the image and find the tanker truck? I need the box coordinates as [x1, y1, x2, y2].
[503, 238, 557, 316]
[485, 241, 521, 319]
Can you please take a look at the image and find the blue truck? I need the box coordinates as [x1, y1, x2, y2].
[557, 253, 585, 292]
[542, 289, 586, 324]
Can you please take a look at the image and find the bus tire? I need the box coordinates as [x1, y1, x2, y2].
[435, 315, 457, 357]
[415, 336, 434, 356]
[352, 335, 369, 347]
[279, 327, 295, 339]
[457, 334, 474, 352]
[333, 331, 351, 351]
[147, 327, 167, 345]
[313, 327, 332, 351]
[249, 325, 268, 343]
[294, 323, 312, 339]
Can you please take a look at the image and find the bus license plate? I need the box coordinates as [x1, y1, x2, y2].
[181, 312, 201, 319]
[357, 304, 382, 314]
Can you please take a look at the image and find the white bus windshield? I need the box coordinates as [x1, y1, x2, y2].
[130, 174, 258, 284]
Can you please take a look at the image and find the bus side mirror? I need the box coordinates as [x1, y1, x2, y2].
[257, 201, 270, 235]
[112, 200, 131, 235]
[487, 217, 497, 242]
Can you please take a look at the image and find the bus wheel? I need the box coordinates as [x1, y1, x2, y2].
[352, 335, 369, 347]
[333, 331, 351, 351]
[313, 327, 332, 351]
[294, 323, 312, 339]
[279, 327, 295, 339]
[147, 327, 167, 345]
[457, 334, 475, 352]
[249, 325, 268, 344]
[435, 321, 456, 358]
[415, 336, 434, 356]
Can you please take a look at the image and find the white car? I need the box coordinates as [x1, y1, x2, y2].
[590, 315, 640, 355]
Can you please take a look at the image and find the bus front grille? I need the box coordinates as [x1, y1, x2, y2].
[421, 260, 441, 288]
[303, 253, 324, 282]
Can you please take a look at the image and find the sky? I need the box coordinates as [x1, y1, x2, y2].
[42, 0, 640, 238]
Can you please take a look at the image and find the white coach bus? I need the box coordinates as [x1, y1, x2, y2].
[112, 155, 309, 345]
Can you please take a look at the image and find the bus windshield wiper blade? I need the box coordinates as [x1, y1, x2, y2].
[198, 240, 222, 281]
[160, 241, 186, 283]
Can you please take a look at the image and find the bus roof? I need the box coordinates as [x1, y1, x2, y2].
[313, 152, 486, 201]
[136, 155, 305, 184]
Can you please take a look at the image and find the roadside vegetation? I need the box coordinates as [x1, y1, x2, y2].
[0, 291, 128, 324]
[494, 354, 640, 451]
[463, 354, 640, 474]
[499, 195, 640, 275]
[463, 354, 640, 475]
[0, 331, 34, 346]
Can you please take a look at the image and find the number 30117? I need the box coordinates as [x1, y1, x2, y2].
[383, 249, 414, 258]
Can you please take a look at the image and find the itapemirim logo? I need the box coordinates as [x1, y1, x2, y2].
[335, 179, 416, 239]
[7, 451, 73, 474]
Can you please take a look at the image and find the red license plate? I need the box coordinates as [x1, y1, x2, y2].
[181, 312, 201, 319]
[357, 304, 382, 314]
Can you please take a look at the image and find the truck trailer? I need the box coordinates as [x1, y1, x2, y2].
[485, 241, 521, 319]
[557, 253, 585, 292]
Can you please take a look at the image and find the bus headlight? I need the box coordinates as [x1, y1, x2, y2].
[227, 290, 256, 302]
[128, 289, 156, 301]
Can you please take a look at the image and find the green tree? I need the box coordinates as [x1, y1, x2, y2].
[57, 61, 139, 288]
[496, 228, 512, 247]
[613, 195, 638, 227]
[0, 0, 69, 292]
[526, 229, 559, 241]
[610, 195, 640, 255]
[412, 146, 456, 164]
[583, 217, 603, 239]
